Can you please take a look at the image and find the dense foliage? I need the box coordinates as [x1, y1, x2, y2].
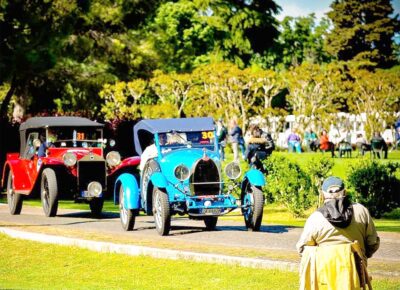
[326, 0, 399, 68]
[0, 0, 399, 129]
[347, 161, 400, 218]
[263, 155, 314, 217]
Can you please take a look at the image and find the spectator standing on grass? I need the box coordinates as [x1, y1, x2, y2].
[393, 127, 400, 151]
[297, 177, 380, 289]
[229, 119, 245, 162]
[216, 118, 228, 161]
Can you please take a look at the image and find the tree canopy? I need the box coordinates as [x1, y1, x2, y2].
[326, 0, 399, 68]
[0, 0, 399, 135]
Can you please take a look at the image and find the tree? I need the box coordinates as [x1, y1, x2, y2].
[0, 0, 78, 119]
[197, 0, 281, 67]
[277, 14, 332, 68]
[326, 0, 399, 68]
[99, 79, 147, 120]
[347, 67, 400, 138]
[284, 62, 346, 131]
[149, 71, 196, 118]
[151, 0, 216, 72]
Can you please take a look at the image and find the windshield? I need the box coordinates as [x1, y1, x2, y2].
[46, 127, 103, 148]
[158, 131, 215, 151]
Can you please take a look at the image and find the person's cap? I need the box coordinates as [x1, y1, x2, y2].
[322, 176, 345, 193]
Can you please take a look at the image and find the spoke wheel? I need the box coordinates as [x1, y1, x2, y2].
[41, 168, 58, 217]
[119, 185, 137, 231]
[203, 216, 218, 231]
[152, 187, 171, 236]
[7, 173, 23, 215]
[242, 184, 264, 231]
[89, 198, 104, 218]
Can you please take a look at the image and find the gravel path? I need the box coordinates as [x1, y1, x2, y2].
[0, 203, 399, 263]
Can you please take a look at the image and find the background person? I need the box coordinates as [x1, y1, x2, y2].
[229, 119, 244, 162]
[304, 129, 318, 152]
[216, 118, 228, 161]
[287, 128, 301, 153]
[370, 131, 388, 159]
[37, 130, 57, 157]
[319, 129, 335, 157]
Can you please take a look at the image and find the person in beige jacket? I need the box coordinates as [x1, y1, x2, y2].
[296, 176, 380, 262]
[296, 177, 380, 289]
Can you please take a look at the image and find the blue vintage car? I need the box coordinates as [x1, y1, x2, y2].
[114, 117, 266, 235]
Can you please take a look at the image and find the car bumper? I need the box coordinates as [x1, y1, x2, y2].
[184, 194, 239, 216]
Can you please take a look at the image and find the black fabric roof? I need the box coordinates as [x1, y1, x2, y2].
[133, 117, 215, 155]
[19, 117, 104, 131]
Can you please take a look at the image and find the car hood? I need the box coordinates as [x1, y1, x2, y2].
[47, 147, 104, 161]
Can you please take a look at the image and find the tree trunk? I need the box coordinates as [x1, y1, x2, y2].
[0, 75, 17, 120]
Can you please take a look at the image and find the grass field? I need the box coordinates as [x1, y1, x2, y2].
[1, 233, 399, 290]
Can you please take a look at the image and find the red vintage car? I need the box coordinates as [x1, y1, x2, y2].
[1, 116, 140, 217]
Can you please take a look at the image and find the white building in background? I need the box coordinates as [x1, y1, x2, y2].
[248, 112, 399, 149]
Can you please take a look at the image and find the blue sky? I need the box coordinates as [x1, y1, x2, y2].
[275, 0, 400, 21]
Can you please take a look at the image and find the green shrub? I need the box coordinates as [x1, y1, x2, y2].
[304, 156, 334, 199]
[264, 155, 315, 217]
[347, 161, 400, 218]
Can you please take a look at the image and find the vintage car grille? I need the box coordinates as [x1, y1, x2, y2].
[190, 159, 220, 196]
[78, 160, 106, 191]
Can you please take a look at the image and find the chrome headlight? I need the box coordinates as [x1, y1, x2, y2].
[174, 164, 190, 181]
[224, 162, 241, 180]
[106, 151, 121, 167]
[63, 152, 77, 167]
[87, 181, 102, 197]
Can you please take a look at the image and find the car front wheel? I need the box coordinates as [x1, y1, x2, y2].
[41, 168, 59, 217]
[152, 187, 171, 236]
[203, 216, 218, 231]
[89, 198, 104, 218]
[119, 185, 137, 231]
[242, 184, 264, 231]
[7, 173, 23, 215]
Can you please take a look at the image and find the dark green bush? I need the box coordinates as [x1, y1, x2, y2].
[304, 156, 334, 199]
[263, 155, 314, 217]
[347, 161, 400, 218]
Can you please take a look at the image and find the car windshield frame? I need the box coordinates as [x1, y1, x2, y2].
[155, 130, 217, 154]
[45, 127, 104, 148]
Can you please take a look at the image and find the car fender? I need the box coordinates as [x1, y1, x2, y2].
[149, 172, 168, 189]
[243, 169, 265, 187]
[1, 160, 33, 194]
[114, 173, 140, 210]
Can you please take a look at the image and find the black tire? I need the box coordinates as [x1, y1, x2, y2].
[203, 216, 218, 231]
[119, 185, 137, 231]
[7, 173, 23, 215]
[89, 198, 104, 218]
[41, 168, 59, 217]
[242, 184, 264, 231]
[152, 187, 171, 236]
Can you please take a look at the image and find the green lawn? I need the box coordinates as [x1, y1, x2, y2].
[0, 233, 399, 290]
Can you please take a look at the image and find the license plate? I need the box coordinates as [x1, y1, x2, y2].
[202, 208, 223, 215]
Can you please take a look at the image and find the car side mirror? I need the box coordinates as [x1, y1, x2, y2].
[33, 139, 41, 148]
